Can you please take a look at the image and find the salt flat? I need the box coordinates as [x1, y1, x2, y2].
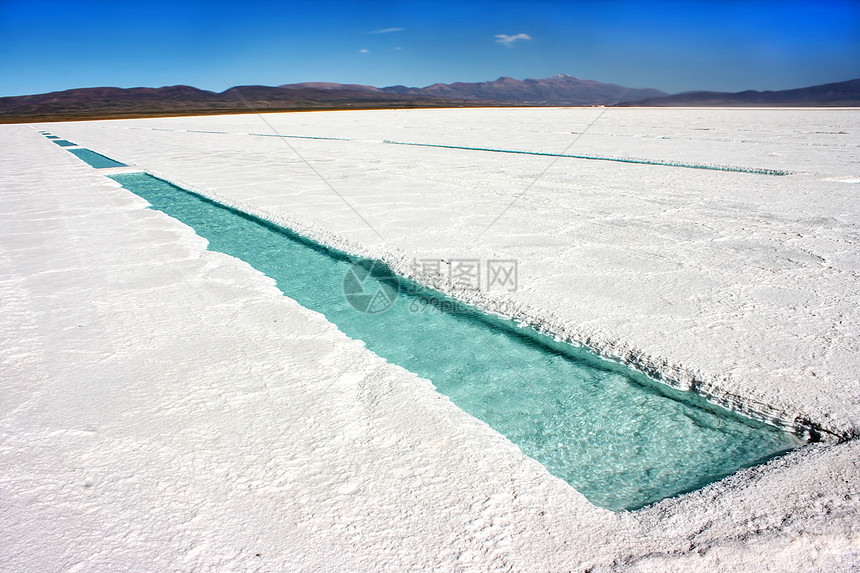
[1, 109, 858, 571]
[44, 107, 859, 437]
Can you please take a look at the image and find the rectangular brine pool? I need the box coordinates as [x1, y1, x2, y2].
[107, 172, 806, 511]
[68, 148, 127, 169]
[45, 134, 127, 168]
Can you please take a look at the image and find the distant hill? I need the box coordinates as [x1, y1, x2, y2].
[0, 85, 477, 123]
[618, 78, 860, 107]
[0, 74, 666, 123]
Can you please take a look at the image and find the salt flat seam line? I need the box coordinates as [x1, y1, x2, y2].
[471, 81, 640, 245]
[224, 84, 388, 244]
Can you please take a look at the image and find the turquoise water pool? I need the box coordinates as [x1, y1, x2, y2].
[68, 148, 127, 168]
[108, 172, 803, 510]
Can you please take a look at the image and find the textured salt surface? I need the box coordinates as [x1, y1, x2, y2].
[2, 115, 858, 571]
[44, 108, 859, 438]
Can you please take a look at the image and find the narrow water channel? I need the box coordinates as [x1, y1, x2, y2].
[105, 171, 803, 510]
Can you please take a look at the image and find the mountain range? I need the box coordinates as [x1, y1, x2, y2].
[1, 75, 857, 123]
[279, 74, 667, 105]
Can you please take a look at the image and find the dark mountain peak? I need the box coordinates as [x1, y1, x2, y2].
[278, 81, 381, 93]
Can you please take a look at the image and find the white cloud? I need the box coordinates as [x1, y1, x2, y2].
[359, 49, 369, 53]
[370, 27, 404, 34]
[494, 33, 532, 47]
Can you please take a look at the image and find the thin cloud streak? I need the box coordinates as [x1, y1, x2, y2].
[370, 27, 405, 34]
[495, 33, 532, 47]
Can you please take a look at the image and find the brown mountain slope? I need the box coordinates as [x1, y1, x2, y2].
[0, 85, 481, 123]
[618, 78, 860, 107]
[380, 74, 667, 105]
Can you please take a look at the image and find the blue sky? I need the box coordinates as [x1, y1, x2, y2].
[1, 0, 858, 97]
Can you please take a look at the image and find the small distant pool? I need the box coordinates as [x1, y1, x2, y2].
[108, 172, 805, 511]
[68, 148, 127, 169]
